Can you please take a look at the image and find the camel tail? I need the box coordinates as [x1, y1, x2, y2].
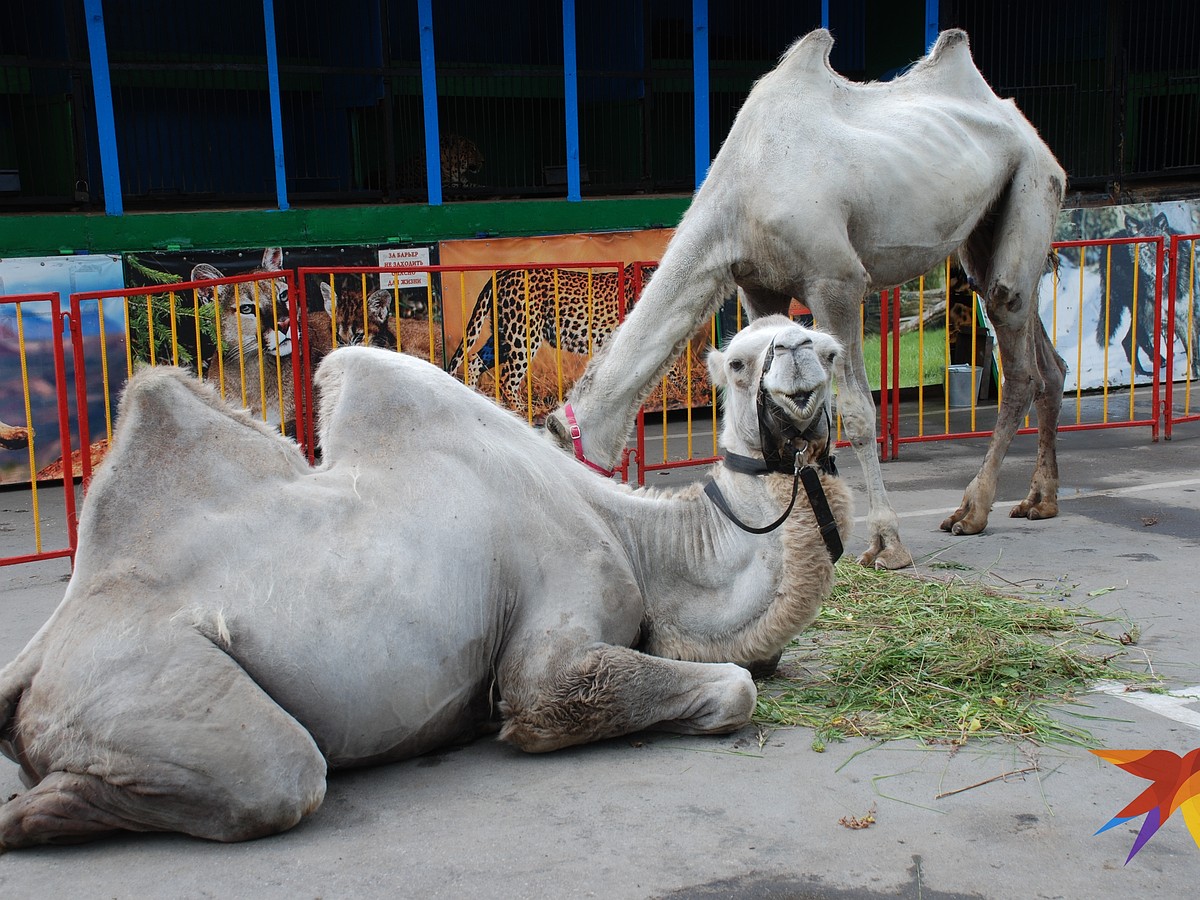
[446, 280, 494, 377]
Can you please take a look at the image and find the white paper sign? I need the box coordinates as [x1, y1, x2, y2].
[378, 247, 430, 289]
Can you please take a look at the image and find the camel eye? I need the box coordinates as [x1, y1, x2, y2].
[728, 358, 745, 372]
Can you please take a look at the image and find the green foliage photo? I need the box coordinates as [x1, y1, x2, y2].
[124, 255, 220, 371]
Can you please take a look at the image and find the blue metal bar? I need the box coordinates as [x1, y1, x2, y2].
[692, 0, 709, 189]
[417, 0, 442, 206]
[562, 0, 581, 202]
[821, 0, 829, 29]
[262, 0, 289, 211]
[925, 0, 940, 49]
[82, 0, 122, 216]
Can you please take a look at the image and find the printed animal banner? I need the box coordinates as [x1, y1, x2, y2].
[123, 243, 440, 370]
[120, 243, 439, 441]
[0, 254, 125, 485]
[1043, 197, 1200, 392]
[438, 229, 716, 420]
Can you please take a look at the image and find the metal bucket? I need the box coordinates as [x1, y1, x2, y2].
[946, 364, 982, 407]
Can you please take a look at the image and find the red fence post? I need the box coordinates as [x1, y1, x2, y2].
[54, 298, 78, 558]
[891, 286, 901, 459]
[1164, 235, 1177, 441]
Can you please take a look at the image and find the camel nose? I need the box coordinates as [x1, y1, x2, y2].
[773, 328, 812, 355]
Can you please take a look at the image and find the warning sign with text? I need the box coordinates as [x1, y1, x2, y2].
[378, 246, 431, 289]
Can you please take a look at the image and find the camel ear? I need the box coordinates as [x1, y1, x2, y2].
[320, 282, 334, 315]
[707, 347, 728, 388]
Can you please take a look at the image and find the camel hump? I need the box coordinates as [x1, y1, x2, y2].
[909, 28, 994, 99]
[776, 29, 836, 81]
[115, 367, 300, 470]
[927, 28, 970, 61]
[77, 368, 305, 551]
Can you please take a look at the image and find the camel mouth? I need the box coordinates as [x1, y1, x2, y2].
[767, 386, 823, 430]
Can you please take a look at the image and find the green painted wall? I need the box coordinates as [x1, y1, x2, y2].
[0, 197, 693, 257]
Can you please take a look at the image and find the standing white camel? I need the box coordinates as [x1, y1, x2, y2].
[545, 28, 1067, 569]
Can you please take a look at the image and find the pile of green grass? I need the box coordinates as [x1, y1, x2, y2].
[754, 562, 1149, 750]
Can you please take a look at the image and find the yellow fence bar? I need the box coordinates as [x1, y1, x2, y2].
[99, 296, 115, 441]
[15, 304, 42, 553]
[553, 270, 564, 402]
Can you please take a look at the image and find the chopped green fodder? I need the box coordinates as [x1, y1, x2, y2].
[754, 562, 1153, 749]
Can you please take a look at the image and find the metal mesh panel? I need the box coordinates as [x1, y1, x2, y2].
[3, 2, 1199, 210]
[104, 1, 274, 207]
[276, 1, 390, 200]
[706, 1, 823, 164]
[941, 0, 1200, 185]
[574, 0, 697, 195]
[1122, 2, 1200, 179]
[0, 0, 96, 209]
[429, 0, 564, 199]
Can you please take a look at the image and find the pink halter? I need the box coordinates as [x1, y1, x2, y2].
[562, 403, 615, 478]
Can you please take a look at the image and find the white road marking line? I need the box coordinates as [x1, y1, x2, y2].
[859, 477, 1200, 524]
[1091, 681, 1200, 732]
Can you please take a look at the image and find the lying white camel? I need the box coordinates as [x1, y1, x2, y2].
[0, 317, 851, 848]
[546, 28, 1067, 569]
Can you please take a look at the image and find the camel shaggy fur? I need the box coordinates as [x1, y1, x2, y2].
[546, 28, 1066, 569]
[0, 317, 851, 848]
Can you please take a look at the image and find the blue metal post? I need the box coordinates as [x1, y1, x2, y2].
[82, 0, 122, 216]
[562, 0, 581, 202]
[692, 0, 709, 189]
[821, 0, 829, 29]
[262, 0, 289, 211]
[925, 0, 940, 49]
[417, 0, 442, 206]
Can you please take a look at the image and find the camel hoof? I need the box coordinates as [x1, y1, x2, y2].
[950, 520, 983, 536]
[856, 546, 880, 567]
[1010, 501, 1058, 521]
[871, 545, 913, 570]
[856, 544, 912, 570]
[744, 651, 784, 680]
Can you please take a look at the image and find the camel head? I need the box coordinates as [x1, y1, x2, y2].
[707, 315, 841, 467]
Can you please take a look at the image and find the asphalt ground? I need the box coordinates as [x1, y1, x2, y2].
[2, 400, 1200, 898]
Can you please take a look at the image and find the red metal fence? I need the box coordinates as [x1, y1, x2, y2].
[0, 292, 78, 568]
[1164, 232, 1200, 438]
[4, 233, 1199, 567]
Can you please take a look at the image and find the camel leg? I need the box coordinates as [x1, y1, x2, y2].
[803, 274, 913, 569]
[1010, 319, 1064, 520]
[943, 163, 1063, 535]
[0, 639, 326, 849]
[939, 321, 1036, 534]
[499, 644, 756, 753]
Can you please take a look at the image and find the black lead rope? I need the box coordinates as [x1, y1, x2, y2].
[703, 449, 844, 561]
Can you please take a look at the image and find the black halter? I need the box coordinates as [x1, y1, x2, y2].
[702, 342, 844, 561]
